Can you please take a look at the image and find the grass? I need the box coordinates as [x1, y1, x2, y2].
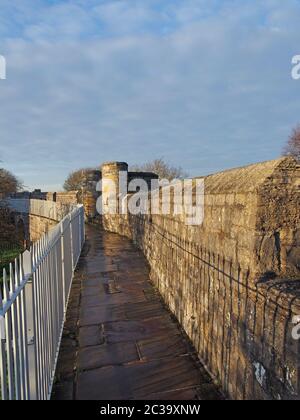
[0, 246, 23, 285]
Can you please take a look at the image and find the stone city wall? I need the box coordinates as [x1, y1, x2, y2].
[102, 158, 300, 400]
[28, 213, 57, 242]
[9, 197, 78, 243]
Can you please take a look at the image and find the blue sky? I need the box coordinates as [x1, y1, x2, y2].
[0, 0, 300, 191]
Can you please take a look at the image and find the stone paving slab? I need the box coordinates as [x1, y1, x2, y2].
[102, 318, 180, 344]
[127, 356, 212, 399]
[79, 325, 104, 347]
[51, 225, 223, 400]
[79, 303, 126, 326]
[81, 288, 146, 307]
[137, 335, 192, 360]
[78, 342, 139, 371]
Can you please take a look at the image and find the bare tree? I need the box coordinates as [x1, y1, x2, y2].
[63, 168, 97, 191]
[0, 168, 23, 198]
[63, 168, 101, 204]
[0, 208, 19, 245]
[131, 158, 188, 180]
[283, 125, 300, 161]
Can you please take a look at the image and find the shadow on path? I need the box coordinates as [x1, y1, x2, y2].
[51, 224, 223, 400]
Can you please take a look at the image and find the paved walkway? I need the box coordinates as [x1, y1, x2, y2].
[52, 225, 222, 400]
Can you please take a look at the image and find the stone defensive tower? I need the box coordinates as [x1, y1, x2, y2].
[101, 161, 129, 215]
[101, 161, 159, 216]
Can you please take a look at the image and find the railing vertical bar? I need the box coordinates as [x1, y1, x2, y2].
[60, 222, 66, 314]
[3, 270, 15, 400]
[0, 336, 8, 401]
[46, 242, 54, 384]
[15, 259, 25, 400]
[10, 263, 21, 400]
[58, 237, 64, 334]
[53, 243, 59, 352]
[36, 248, 44, 400]
[0, 204, 84, 400]
[37, 240, 46, 399]
[20, 258, 30, 399]
[46, 236, 53, 393]
[41, 238, 49, 399]
[30, 245, 39, 400]
[42, 236, 49, 392]
[0, 283, 8, 401]
[49, 245, 55, 369]
[45, 234, 53, 397]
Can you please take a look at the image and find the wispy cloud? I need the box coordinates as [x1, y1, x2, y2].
[0, 0, 299, 190]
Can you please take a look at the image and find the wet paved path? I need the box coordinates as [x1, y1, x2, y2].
[52, 225, 222, 400]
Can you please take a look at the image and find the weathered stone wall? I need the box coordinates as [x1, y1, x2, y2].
[28, 214, 58, 242]
[7, 196, 80, 245]
[11, 190, 80, 205]
[103, 157, 300, 400]
[53, 191, 80, 205]
[81, 171, 102, 222]
[10, 213, 58, 244]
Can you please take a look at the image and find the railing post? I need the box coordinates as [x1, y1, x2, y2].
[60, 221, 66, 311]
[0, 287, 8, 400]
[69, 213, 74, 272]
[23, 250, 38, 400]
[82, 207, 85, 247]
[78, 209, 82, 259]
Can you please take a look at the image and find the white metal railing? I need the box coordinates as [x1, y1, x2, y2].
[0, 205, 85, 400]
[1, 198, 76, 222]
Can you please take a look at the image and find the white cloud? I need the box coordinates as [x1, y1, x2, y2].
[0, 0, 299, 190]
[93, 1, 156, 34]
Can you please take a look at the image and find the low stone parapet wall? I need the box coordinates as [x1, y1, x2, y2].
[103, 157, 300, 400]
